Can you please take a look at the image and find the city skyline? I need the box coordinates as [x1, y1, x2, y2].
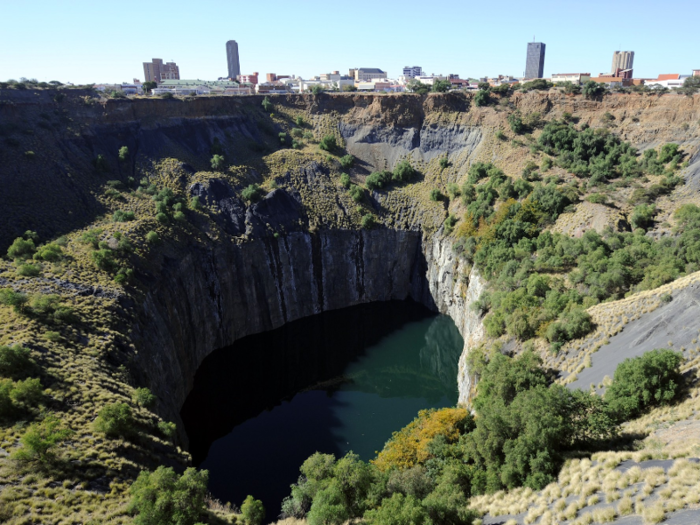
[1, 0, 699, 84]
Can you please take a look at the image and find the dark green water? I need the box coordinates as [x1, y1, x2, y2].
[181, 301, 463, 518]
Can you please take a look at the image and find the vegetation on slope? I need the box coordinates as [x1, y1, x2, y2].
[449, 121, 691, 351]
[280, 348, 685, 524]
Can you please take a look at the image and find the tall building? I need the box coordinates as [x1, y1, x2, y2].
[525, 42, 546, 79]
[226, 40, 241, 80]
[403, 66, 423, 79]
[611, 51, 634, 77]
[143, 59, 180, 83]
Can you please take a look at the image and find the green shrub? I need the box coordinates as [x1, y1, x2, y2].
[430, 188, 444, 202]
[173, 211, 186, 222]
[361, 214, 376, 229]
[290, 128, 303, 138]
[133, 387, 156, 408]
[0, 288, 28, 312]
[113, 210, 135, 222]
[630, 204, 657, 230]
[118, 146, 129, 162]
[156, 213, 169, 224]
[241, 495, 266, 525]
[12, 414, 72, 463]
[474, 90, 490, 107]
[189, 196, 202, 210]
[303, 131, 314, 140]
[508, 111, 525, 134]
[158, 421, 176, 441]
[8, 378, 43, 409]
[319, 135, 337, 152]
[7, 237, 36, 260]
[261, 96, 273, 112]
[0, 345, 34, 379]
[340, 155, 354, 169]
[17, 264, 40, 277]
[94, 402, 135, 437]
[365, 171, 392, 190]
[348, 184, 364, 203]
[128, 466, 208, 525]
[444, 214, 458, 234]
[586, 193, 608, 204]
[242, 184, 265, 203]
[44, 331, 61, 342]
[393, 160, 416, 183]
[605, 349, 684, 421]
[340, 173, 351, 188]
[278, 132, 287, 143]
[582, 80, 606, 99]
[295, 116, 305, 127]
[495, 130, 506, 140]
[210, 154, 225, 170]
[33, 242, 62, 261]
[146, 231, 159, 244]
[364, 493, 428, 525]
[446, 183, 460, 199]
[92, 248, 118, 272]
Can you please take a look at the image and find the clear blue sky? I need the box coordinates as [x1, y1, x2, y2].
[2, 0, 699, 84]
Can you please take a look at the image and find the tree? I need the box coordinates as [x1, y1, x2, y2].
[507, 111, 525, 134]
[118, 146, 129, 162]
[242, 184, 265, 203]
[406, 79, 430, 95]
[132, 387, 156, 408]
[142, 81, 157, 94]
[94, 402, 135, 437]
[582, 80, 606, 99]
[474, 89, 490, 107]
[210, 154, 225, 170]
[340, 155, 354, 169]
[342, 84, 358, 92]
[7, 236, 36, 260]
[0, 345, 34, 378]
[319, 135, 337, 152]
[128, 466, 208, 525]
[241, 495, 265, 525]
[678, 76, 700, 96]
[261, 96, 273, 112]
[310, 84, 325, 95]
[392, 160, 416, 183]
[12, 414, 72, 463]
[605, 349, 684, 421]
[432, 79, 451, 93]
[364, 493, 429, 525]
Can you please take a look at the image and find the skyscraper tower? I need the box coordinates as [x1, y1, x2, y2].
[525, 42, 546, 79]
[226, 40, 241, 80]
[611, 51, 634, 76]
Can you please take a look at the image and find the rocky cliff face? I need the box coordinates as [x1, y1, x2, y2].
[133, 179, 487, 436]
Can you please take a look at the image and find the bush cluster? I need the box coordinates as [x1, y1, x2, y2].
[128, 466, 208, 525]
[467, 204, 700, 346]
[285, 348, 681, 524]
[0, 345, 43, 419]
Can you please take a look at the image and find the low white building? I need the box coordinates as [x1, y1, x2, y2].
[644, 74, 687, 89]
[551, 73, 591, 84]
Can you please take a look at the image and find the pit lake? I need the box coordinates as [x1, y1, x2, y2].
[181, 300, 464, 518]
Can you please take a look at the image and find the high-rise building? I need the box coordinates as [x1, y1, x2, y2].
[143, 59, 180, 83]
[403, 66, 423, 79]
[611, 51, 634, 77]
[525, 42, 546, 79]
[226, 40, 241, 80]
